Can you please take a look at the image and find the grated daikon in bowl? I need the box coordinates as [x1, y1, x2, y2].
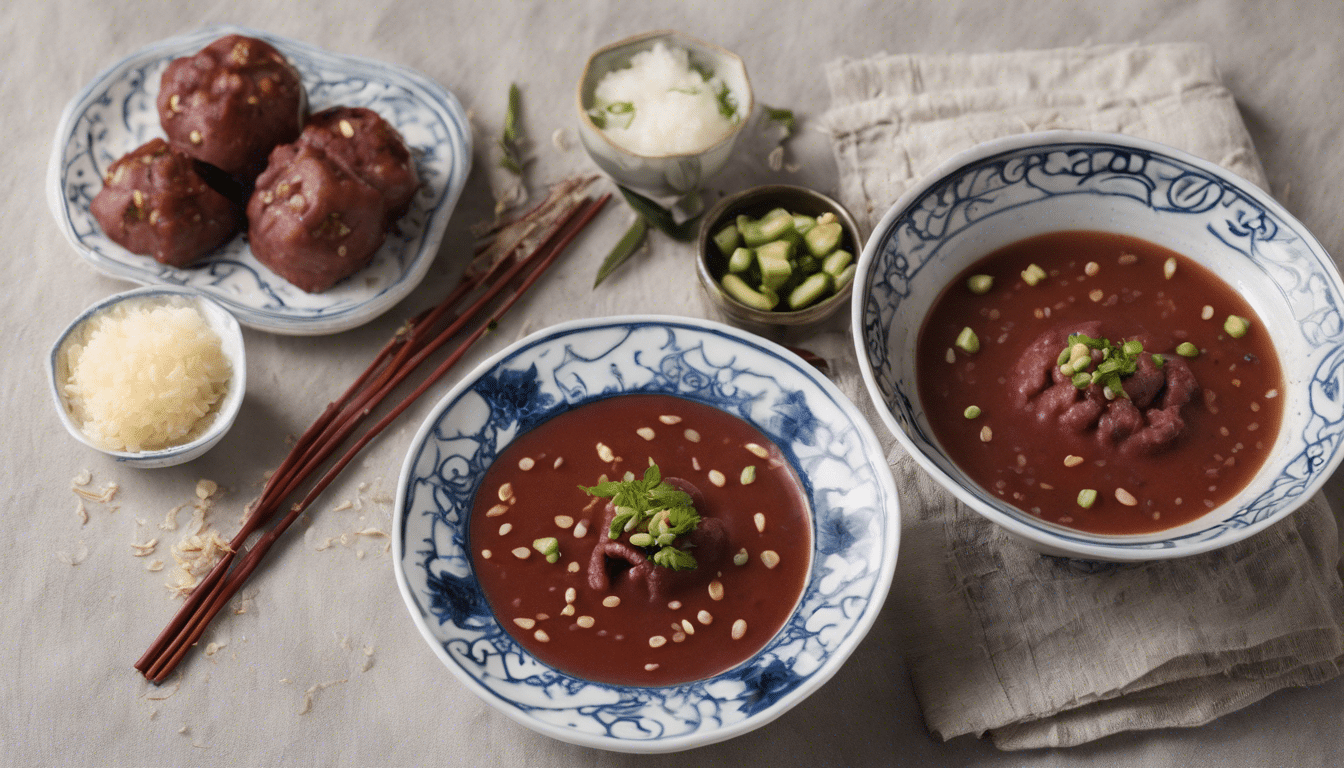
[590, 41, 739, 156]
[60, 295, 232, 453]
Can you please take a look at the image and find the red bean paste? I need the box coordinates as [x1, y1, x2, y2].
[469, 394, 811, 685]
[916, 231, 1284, 535]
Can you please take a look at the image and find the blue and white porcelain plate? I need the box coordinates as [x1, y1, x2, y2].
[393, 316, 899, 752]
[853, 130, 1344, 560]
[46, 25, 471, 335]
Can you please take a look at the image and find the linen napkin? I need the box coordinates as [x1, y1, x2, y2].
[820, 43, 1344, 750]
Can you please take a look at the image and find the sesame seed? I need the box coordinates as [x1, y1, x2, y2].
[946, 348, 957, 363]
[534, 629, 550, 643]
[1114, 488, 1138, 506]
[753, 513, 765, 533]
[602, 595, 620, 608]
[577, 616, 595, 628]
[554, 515, 574, 529]
[760, 550, 780, 569]
[731, 620, 747, 640]
[745, 443, 769, 459]
[636, 427, 655, 441]
[672, 632, 686, 643]
[708, 470, 726, 487]
[1089, 289, 1104, 302]
[560, 604, 575, 616]
[1265, 389, 1278, 399]
[498, 523, 512, 535]
[567, 561, 580, 573]
[498, 483, 514, 502]
[644, 663, 659, 672]
[697, 610, 713, 625]
[684, 429, 701, 443]
[486, 504, 509, 517]
[668, 600, 682, 610]
[513, 617, 535, 630]
[565, 587, 576, 603]
[573, 520, 588, 538]
[649, 635, 667, 648]
[189, 130, 202, 145]
[1064, 455, 1084, 467]
[1202, 305, 1215, 320]
[691, 457, 701, 471]
[980, 426, 993, 442]
[596, 442, 615, 462]
[1118, 253, 1138, 265]
[512, 547, 530, 559]
[659, 415, 682, 424]
[708, 580, 724, 601]
[518, 457, 535, 471]
[553, 457, 565, 469]
[681, 619, 695, 635]
[481, 549, 492, 559]
[1084, 261, 1099, 276]
[339, 119, 355, 138]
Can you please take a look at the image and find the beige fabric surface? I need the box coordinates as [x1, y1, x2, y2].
[821, 43, 1344, 750]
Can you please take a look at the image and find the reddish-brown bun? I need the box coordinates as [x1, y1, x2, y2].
[157, 34, 306, 178]
[299, 106, 419, 227]
[246, 143, 386, 293]
[90, 138, 241, 267]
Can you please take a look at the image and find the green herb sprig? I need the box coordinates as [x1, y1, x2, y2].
[580, 460, 701, 571]
[1059, 332, 1145, 398]
[498, 83, 525, 175]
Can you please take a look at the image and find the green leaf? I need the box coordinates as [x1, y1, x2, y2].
[763, 105, 796, 137]
[616, 186, 702, 241]
[593, 217, 649, 287]
[716, 84, 738, 121]
[652, 546, 698, 571]
[503, 83, 521, 144]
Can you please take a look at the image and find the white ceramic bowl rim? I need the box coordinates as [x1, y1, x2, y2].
[393, 314, 899, 752]
[48, 285, 247, 463]
[853, 129, 1344, 560]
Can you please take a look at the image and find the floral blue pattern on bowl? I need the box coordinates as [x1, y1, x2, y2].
[853, 130, 1344, 560]
[46, 25, 471, 336]
[394, 316, 899, 752]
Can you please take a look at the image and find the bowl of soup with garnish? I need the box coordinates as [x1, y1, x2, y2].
[853, 131, 1344, 561]
[393, 316, 898, 752]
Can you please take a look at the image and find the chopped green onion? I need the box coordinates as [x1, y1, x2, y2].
[967, 274, 994, 294]
[964, 405, 982, 419]
[1152, 353, 1165, 367]
[1176, 342, 1200, 358]
[1077, 489, 1098, 508]
[1224, 315, 1250, 338]
[1021, 264, 1047, 286]
[955, 327, 980, 354]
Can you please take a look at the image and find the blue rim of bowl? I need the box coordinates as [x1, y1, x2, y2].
[852, 129, 1344, 560]
[49, 285, 246, 462]
[45, 24, 472, 336]
[393, 315, 899, 752]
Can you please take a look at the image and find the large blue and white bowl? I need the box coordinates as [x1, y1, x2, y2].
[853, 130, 1344, 561]
[47, 25, 471, 335]
[393, 316, 899, 752]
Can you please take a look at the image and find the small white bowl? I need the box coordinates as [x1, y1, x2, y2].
[49, 286, 246, 468]
[576, 30, 752, 197]
[853, 131, 1344, 561]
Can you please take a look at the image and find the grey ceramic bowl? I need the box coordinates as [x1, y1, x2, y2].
[576, 30, 752, 197]
[696, 185, 862, 331]
[49, 286, 246, 468]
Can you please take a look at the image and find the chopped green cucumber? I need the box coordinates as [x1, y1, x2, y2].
[756, 208, 795, 242]
[788, 272, 834, 310]
[792, 214, 816, 236]
[721, 274, 779, 310]
[727, 247, 755, 274]
[756, 240, 795, 290]
[804, 221, 843, 257]
[822, 249, 852, 277]
[712, 224, 741, 256]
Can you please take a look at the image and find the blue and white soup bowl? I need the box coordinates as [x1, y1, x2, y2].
[853, 130, 1344, 561]
[394, 316, 899, 752]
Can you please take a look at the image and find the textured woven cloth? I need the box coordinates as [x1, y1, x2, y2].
[821, 44, 1344, 750]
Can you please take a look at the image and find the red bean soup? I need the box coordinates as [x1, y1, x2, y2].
[916, 231, 1284, 535]
[469, 394, 812, 686]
